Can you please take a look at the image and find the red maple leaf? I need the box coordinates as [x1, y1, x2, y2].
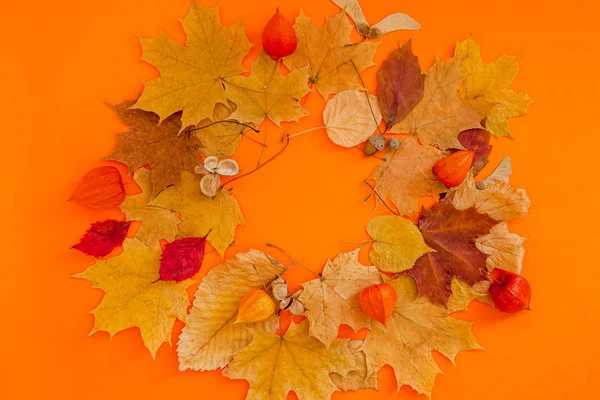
[407, 196, 498, 305]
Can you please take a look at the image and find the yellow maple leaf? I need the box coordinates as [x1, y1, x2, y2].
[223, 320, 355, 400]
[369, 135, 448, 217]
[152, 171, 245, 256]
[447, 278, 492, 313]
[283, 10, 379, 98]
[178, 250, 285, 371]
[225, 52, 310, 126]
[330, 340, 378, 392]
[366, 215, 434, 272]
[455, 36, 534, 138]
[476, 222, 526, 273]
[133, 3, 253, 128]
[298, 249, 382, 347]
[75, 239, 192, 357]
[390, 57, 482, 149]
[120, 168, 180, 248]
[361, 276, 481, 397]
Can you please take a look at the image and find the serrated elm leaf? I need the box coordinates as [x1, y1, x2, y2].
[159, 237, 208, 282]
[73, 219, 132, 257]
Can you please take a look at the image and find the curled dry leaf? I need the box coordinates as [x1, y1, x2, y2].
[362, 276, 481, 397]
[377, 40, 424, 129]
[390, 56, 481, 150]
[262, 8, 297, 60]
[159, 236, 208, 282]
[408, 195, 498, 305]
[152, 172, 244, 256]
[133, 3, 252, 128]
[223, 320, 355, 400]
[298, 249, 382, 347]
[203, 156, 219, 173]
[368, 135, 448, 218]
[75, 239, 192, 358]
[73, 219, 131, 257]
[332, 0, 420, 38]
[283, 10, 379, 97]
[70, 166, 125, 210]
[236, 288, 276, 323]
[119, 168, 180, 248]
[367, 215, 433, 272]
[453, 170, 530, 222]
[199, 173, 221, 197]
[455, 36, 534, 138]
[178, 250, 285, 371]
[476, 222, 526, 273]
[271, 276, 288, 301]
[225, 52, 310, 127]
[323, 90, 382, 147]
[477, 156, 512, 189]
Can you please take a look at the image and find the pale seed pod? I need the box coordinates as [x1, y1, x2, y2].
[200, 173, 220, 197]
[215, 159, 239, 176]
[203, 156, 219, 173]
[271, 276, 288, 301]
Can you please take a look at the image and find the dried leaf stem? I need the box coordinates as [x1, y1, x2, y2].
[265, 243, 320, 277]
[363, 179, 400, 216]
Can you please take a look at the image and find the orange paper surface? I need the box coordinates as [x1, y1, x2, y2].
[1, 0, 598, 399]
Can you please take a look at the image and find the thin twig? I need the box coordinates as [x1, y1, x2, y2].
[363, 179, 399, 216]
[257, 120, 268, 167]
[187, 120, 260, 133]
[350, 60, 383, 135]
[221, 136, 291, 189]
[287, 126, 326, 139]
[266, 243, 319, 277]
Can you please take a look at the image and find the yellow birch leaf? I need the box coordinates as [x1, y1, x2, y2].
[447, 278, 492, 313]
[178, 250, 285, 371]
[361, 276, 481, 398]
[195, 101, 247, 158]
[367, 215, 434, 272]
[323, 90, 382, 147]
[452, 172, 530, 221]
[152, 172, 245, 256]
[330, 340, 378, 392]
[455, 36, 534, 138]
[283, 10, 379, 98]
[225, 52, 310, 126]
[476, 222, 526, 273]
[390, 57, 481, 150]
[368, 135, 448, 217]
[299, 249, 382, 347]
[133, 3, 253, 128]
[223, 320, 355, 400]
[120, 168, 180, 248]
[75, 239, 192, 358]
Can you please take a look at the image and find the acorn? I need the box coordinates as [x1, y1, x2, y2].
[387, 137, 400, 150]
[364, 135, 386, 156]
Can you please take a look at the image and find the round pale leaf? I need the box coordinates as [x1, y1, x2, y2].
[324, 90, 382, 147]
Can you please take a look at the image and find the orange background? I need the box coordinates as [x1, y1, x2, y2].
[1, 0, 599, 399]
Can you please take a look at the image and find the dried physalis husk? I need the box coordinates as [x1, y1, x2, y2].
[215, 159, 239, 176]
[200, 173, 221, 197]
[364, 135, 386, 156]
[203, 156, 219, 173]
[271, 276, 288, 301]
[236, 288, 276, 323]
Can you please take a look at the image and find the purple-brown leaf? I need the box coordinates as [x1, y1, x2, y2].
[377, 40, 424, 129]
[458, 128, 492, 175]
[407, 196, 498, 305]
